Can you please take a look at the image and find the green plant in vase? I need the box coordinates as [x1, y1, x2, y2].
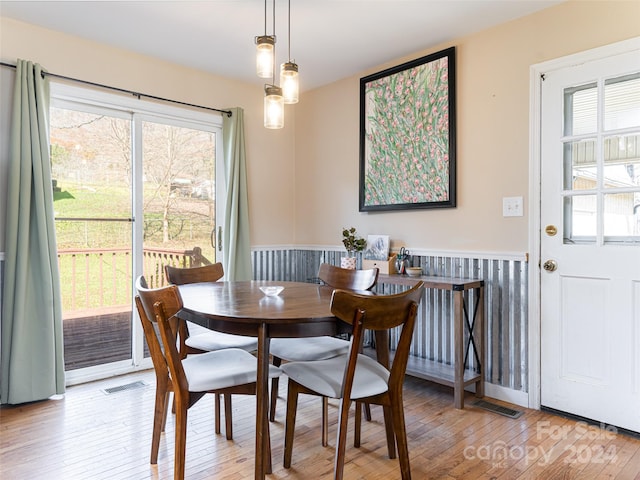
[341, 227, 366, 269]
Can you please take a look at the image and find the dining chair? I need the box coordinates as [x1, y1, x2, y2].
[269, 263, 379, 443]
[282, 282, 424, 480]
[164, 263, 259, 436]
[135, 276, 282, 480]
[164, 263, 258, 354]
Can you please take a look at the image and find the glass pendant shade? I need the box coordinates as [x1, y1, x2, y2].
[264, 85, 284, 129]
[280, 62, 299, 104]
[255, 36, 275, 79]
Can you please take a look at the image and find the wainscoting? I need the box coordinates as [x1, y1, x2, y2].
[252, 247, 529, 403]
[0, 249, 528, 404]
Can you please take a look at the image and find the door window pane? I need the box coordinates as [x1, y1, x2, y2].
[604, 74, 640, 130]
[564, 138, 596, 190]
[604, 193, 640, 240]
[603, 134, 640, 189]
[564, 195, 597, 240]
[564, 83, 597, 136]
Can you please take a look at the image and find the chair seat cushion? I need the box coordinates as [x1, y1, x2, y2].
[185, 321, 258, 352]
[184, 348, 281, 392]
[281, 354, 389, 399]
[270, 336, 350, 361]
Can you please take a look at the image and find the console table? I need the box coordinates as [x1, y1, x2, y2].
[377, 274, 485, 409]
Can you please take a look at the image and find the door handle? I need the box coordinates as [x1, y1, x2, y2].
[543, 259, 557, 272]
[217, 226, 223, 252]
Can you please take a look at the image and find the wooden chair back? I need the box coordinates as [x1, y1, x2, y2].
[135, 276, 189, 394]
[330, 282, 424, 396]
[317, 263, 378, 291]
[163, 263, 224, 355]
[165, 262, 224, 285]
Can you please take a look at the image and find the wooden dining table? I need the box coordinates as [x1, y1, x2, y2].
[176, 280, 350, 480]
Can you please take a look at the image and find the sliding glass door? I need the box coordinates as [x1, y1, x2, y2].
[50, 85, 223, 383]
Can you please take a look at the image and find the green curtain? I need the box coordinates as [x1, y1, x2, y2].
[221, 108, 252, 281]
[1, 60, 65, 404]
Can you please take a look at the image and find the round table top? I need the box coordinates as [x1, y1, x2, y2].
[178, 280, 338, 329]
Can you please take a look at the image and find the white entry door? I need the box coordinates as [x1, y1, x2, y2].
[540, 46, 640, 432]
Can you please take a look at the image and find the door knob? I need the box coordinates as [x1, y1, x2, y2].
[543, 259, 557, 272]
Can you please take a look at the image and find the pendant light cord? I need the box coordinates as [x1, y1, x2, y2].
[272, 0, 277, 86]
[287, 0, 291, 61]
[264, 0, 267, 35]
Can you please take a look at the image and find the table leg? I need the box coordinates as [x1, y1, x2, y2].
[453, 290, 464, 409]
[475, 285, 485, 398]
[255, 323, 270, 480]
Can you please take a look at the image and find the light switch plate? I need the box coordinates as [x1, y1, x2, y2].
[503, 196, 523, 217]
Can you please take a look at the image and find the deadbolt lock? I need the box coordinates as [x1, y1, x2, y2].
[545, 225, 557, 236]
[543, 259, 558, 272]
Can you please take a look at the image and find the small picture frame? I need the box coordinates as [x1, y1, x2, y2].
[364, 235, 390, 260]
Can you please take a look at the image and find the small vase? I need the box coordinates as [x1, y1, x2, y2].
[341, 256, 357, 270]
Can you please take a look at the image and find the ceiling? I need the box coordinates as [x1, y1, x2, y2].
[0, 0, 563, 91]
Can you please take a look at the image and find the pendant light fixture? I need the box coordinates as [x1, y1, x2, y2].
[255, 0, 276, 79]
[280, 0, 299, 104]
[262, 0, 284, 129]
[264, 85, 284, 129]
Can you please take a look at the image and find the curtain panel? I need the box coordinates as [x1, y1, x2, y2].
[222, 108, 252, 281]
[1, 60, 65, 404]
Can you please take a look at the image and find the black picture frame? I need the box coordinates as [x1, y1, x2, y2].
[359, 46, 456, 212]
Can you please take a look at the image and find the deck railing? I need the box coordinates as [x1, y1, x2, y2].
[58, 246, 210, 314]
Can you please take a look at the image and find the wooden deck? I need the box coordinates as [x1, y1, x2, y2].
[1, 371, 639, 479]
[63, 308, 149, 370]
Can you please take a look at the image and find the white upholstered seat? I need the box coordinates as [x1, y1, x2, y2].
[185, 322, 258, 352]
[185, 348, 281, 392]
[269, 336, 349, 362]
[282, 353, 389, 399]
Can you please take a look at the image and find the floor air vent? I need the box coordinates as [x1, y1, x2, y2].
[473, 400, 523, 419]
[101, 380, 148, 395]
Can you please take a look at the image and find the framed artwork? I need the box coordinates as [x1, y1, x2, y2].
[359, 46, 456, 212]
[363, 234, 390, 260]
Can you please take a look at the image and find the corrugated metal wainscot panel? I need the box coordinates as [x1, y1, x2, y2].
[251, 248, 528, 392]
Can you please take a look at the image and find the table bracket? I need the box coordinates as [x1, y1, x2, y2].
[463, 292, 482, 373]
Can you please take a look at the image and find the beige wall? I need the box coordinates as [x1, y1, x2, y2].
[0, 16, 296, 252]
[2, 1, 639, 255]
[294, 0, 640, 255]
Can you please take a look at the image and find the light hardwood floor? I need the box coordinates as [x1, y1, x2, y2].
[1, 370, 639, 479]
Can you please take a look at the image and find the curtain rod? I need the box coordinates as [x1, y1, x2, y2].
[0, 61, 232, 117]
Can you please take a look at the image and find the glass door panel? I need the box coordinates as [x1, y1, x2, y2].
[51, 106, 134, 371]
[141, 120, 217, 287]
